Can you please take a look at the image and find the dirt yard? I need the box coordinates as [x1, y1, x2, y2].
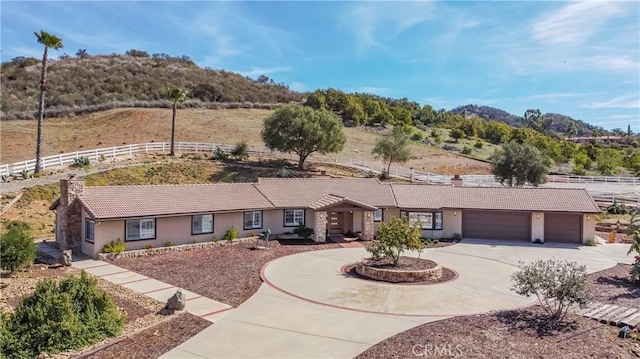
[109, 240, 343, 307]
[0, 107, 491, 175]
[357, 262, 640, 358]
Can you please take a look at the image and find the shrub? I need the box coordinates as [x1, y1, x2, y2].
[293, 225, 314, 240]
[212, 146, 229, 161]
[144, 244, 155, 249]
[511, 258, 591, 320]
[411, 132, 423, 142]
[378, 169, 390, 181]
[231, 140, 249, 161]
[442, 144, 457, 151]
[0, 226, 37, 273]
[72, 156, 90, 167]
[627, 231, 640, 283]
[366, 216, 424, 267]
[2, 272, 125, 358]
[165, 241, 175, 247]
[211, 235, 219, 242]
[572, 165, 586, 176]
[474, 141, 484, 149]
[452, 233, 462, 241]
[102, 238, 125, 253]
[20, 169, 31, 179]
[223, 226, 238, 242]
[462, 146, 473, 155]
[606, 201, 629, 215]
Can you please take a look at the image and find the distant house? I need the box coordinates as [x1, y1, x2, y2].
[565, 135, 627, 144]
[50, 176, 599, 256]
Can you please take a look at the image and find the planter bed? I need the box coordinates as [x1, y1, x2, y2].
[355, 257, 443, 283]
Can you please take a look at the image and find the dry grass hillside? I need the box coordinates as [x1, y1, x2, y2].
[0, 108, 490, 175]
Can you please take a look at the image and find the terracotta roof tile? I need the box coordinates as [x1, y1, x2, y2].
[309, 194, 378, 211]
[80, 183, 273, 220]
[390, 184, 600, 213]
[255, 178, 397, 208]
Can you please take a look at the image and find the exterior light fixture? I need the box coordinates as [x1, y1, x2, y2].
[587, 215, 591, 221]
[536, 214, 540, 219]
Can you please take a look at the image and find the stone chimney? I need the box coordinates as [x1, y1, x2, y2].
[58, 175, 85, 252]
[451, 174, 463, 187]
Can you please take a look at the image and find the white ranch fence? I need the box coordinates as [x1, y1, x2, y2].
[1, 142, 638, 201]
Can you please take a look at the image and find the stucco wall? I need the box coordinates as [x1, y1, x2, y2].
[262, 209, 315, 235]
[419, 209, 461, 239]
[531, 212, 544, 242]
[583, 214, 596, 244]
[80, 209, 94, 256]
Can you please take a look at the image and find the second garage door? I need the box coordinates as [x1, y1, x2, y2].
[462, 210, 530, 241]
[544, 213, 582, 243]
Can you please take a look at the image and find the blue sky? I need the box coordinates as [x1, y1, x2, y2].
[2, 1, 639, 131]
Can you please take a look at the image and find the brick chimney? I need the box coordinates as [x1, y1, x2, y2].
[451, 174, 463, 187]
[58, 175, 85, 252]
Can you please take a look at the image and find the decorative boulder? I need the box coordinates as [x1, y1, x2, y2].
[166, 289, 187, 311]
[59, 250, 72, 266]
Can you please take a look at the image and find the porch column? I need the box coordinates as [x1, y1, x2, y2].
[361, 210, 374, 241]
[314, 211, 327, 243]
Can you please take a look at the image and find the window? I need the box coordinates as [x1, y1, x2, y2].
[126, 218, 155, 240]
[284, 209, 305, 227]
[407, 211, 444, 230]
[244, 211, 262, 230]
[85, 219, 95, 243]
[192, 214, 213, 234]
[374, 208, 383, 222]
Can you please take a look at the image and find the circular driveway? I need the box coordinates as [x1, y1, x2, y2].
[262, 246, 537, 317]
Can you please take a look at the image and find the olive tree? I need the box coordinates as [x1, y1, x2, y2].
[366, 216, 423, 267]
[372, 126, 412, 175]
[490, 141, 550, 187]
[511, 258, 591, 321]
[262, 104, 345, 169]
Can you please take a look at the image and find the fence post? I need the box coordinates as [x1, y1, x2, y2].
[129, 145, 132, 156]
[95, 149, 98, 161]
[59, 154, 63, 167]
[112, 147, 115, 158]
[195, 143, 199, 152]
[145, 143, 149, 153]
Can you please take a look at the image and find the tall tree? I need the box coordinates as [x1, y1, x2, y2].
[372, 126, 412, 174]
[566, 122, 578, 139]
[168, 86, 187, 156]
[262, 104, 346, 169]
[489, 141, 550, 187]
[33, 30, 63, 174]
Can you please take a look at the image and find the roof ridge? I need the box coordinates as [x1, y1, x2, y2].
[86, 182, 257, 188]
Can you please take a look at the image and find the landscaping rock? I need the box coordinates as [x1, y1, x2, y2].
[165, 289, 186, 312]
[59, 250, 72, 267]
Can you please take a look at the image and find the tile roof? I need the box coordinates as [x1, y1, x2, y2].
[79, 183, 273, 220]
[71, 178, 601, 220]
[255, 178, 397, 208]
[309, 194, 378, 211]
[390, 184, 600, 213]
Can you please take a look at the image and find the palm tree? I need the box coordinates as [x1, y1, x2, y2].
[168, 87, 188, 156]
[34, 30, 63, 174]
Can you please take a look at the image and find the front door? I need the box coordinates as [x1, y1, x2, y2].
[329, 211, 344, 234]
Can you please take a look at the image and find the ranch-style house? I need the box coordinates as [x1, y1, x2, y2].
[50, 176, 599, 256]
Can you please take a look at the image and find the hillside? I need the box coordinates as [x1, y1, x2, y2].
[0, 53, 303, 119]
[0, 108, 491, 175]
[452, 104, 602, 136]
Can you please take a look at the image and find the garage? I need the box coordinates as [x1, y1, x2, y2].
[462, 210, 530, 241]
[544, 213, 582, 243]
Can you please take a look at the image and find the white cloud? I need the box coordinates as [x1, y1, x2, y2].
[521, 92, 590, 103]
[582, 93, 640, 109]
[289, 82, 306, 92]
[532, 1, 626, 45]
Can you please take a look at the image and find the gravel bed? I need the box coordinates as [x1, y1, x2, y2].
[84, 313, 211, 359]
[357, 306, 640, 358]
[110, 240, 343, 307]
[588, 263, 640, 307]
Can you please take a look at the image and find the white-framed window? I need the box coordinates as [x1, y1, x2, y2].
[244, 211, 262, 230]
[406, 212, 443, 230]
[192, 214, 213, 234]
[85, 219, 95, 243]
[284, 209, 305, 227]
[126, 218, 156, 241]
[373, 209, 383, 222]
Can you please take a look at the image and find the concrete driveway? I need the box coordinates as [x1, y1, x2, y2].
[161, 240, 630, 359]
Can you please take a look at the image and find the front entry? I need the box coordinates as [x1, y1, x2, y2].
[329, 211, 344, 234]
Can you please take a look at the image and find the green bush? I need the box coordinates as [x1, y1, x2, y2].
[211, 235, 219, 242]
[462, 146, 473, 155]
[474, 141, 483, 149]
[165, 241, 175, 247]
[231, 140, 249, 161]
[102, 238, 126, 253]
[223, 226, 238, 242]
[293, 225, 314, 240]
[411, 132, 423, 142]
[0, 226, 37, 273]
[212, 146, 229, 161]
[72, 156, 91, 167]
[1, 272, 125, 358]
[511, 258, 591, 320]
[366, 216, 424, 267]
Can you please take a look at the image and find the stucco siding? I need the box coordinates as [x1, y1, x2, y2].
[94, 220, 124, 256]
[531, 212, 544, 242]
[583, 214, 595, 244]
[80, 209, 94, 256]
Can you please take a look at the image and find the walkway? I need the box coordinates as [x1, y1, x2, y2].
[162, 240, 627, 358]
[72, 259, 233, 323]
